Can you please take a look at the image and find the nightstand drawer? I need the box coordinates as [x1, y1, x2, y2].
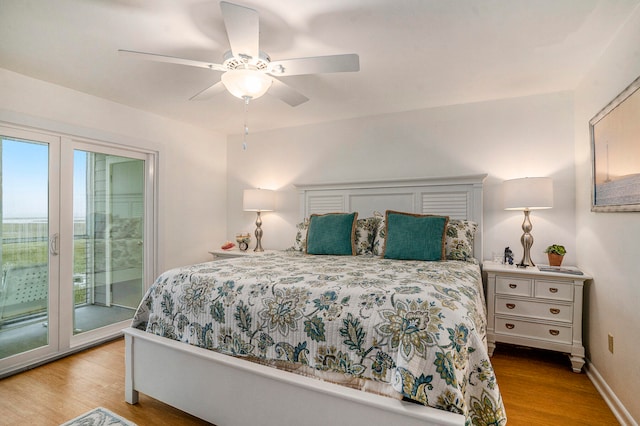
[534, 280, 573, 301]
[495, 317, 572, 344]
[495, 276, 532, 296]
[495, 296, 573, 322]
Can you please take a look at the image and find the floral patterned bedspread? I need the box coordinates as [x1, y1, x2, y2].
[132, 251, 506, 425]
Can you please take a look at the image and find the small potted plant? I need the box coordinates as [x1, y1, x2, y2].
[544, 244, 566, 267]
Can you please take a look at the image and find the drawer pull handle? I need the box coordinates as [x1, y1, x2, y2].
[549, 329, 560, 336]
[550, 308, 560, 315]
[505, 323, 515, 329]
[509, 284, 517, 289]
[549, 288, 558, 293]
[506, 303, 516, 309]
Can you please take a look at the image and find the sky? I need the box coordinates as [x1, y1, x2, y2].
[2, 138, 86, 219]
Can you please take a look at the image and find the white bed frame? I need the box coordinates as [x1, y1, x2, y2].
[124, 174, 486, 426]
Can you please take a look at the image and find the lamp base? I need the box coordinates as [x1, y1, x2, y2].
[517, 209, 534, 268]
[254, 211, 264, 252]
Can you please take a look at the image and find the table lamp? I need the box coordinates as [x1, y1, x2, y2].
[243, 189, 276, 252]
[503, 177, 553, 267]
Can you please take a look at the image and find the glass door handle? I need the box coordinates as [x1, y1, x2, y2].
[49, 233, 59, 256]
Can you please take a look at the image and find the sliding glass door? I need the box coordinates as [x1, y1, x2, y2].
[0, 128, 60, 364]
[0, 125, 155, 375]
[71, 150, 145, 337]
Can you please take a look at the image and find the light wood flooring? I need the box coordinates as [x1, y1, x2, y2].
[0, 339, 619, 425]
[491, 344, 619, 425]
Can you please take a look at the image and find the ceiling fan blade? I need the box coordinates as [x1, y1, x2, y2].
[220, 1, 259, 59]
[269, 78, 309, 107]
[118, 49, 226, 71]
[189, 80, 226, 101]
[268, 54, 360, 76]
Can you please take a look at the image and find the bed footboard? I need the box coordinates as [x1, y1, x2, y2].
[124, 327, 464, 426]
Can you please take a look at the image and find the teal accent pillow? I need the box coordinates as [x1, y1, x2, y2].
[306, 212, 358, 255]
[383, 211, 449, 261]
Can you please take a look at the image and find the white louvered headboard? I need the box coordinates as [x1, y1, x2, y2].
[294, 174, 487, 261]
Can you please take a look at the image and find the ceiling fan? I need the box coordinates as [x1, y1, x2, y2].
[119, 1, 360, 107]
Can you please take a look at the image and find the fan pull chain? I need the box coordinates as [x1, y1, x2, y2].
[242, 96, 250, 150]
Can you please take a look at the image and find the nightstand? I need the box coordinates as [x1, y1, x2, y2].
[483, 261, 592, 373]
[208, 248, 275, 260]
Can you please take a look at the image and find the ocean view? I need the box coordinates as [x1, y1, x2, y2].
[2, 218, 87, 240]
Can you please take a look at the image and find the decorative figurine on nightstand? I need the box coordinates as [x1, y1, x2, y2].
[504, 247, 514, 265]
[236, 233, 251, 252]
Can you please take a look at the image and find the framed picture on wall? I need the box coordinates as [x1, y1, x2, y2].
[590, 74, 640, 212]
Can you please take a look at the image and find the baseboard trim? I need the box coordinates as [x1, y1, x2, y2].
[585, 359, 638, 426]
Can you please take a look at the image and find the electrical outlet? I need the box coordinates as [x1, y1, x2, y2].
[608, 334, 614, 354]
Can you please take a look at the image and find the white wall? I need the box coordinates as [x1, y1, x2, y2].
[0, 68, 227, 273]
[574, 5, 640, 424]
[226, 91, 577, 267]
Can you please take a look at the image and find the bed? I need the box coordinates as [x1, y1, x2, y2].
[124, 175, 506, 426]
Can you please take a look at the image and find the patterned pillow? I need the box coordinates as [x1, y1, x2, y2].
[445, 219, 478, 261]
[355, 216, 382, 255]
[372, 219, 386, 256]
[383, 211, 449, 261]
[292, 215, 475, 259]
[306, 212, 359, 255]
[289, 219, 309, 251]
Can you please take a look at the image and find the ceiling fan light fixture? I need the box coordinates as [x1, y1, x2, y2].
[221, 69, 272, 100]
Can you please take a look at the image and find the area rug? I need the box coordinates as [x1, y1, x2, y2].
[60, 407, 137, 426]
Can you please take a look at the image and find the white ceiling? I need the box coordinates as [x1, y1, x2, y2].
[1, 0, 639, 135]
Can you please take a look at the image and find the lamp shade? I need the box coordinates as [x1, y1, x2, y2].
[243, 189, 276, 212]
[221, 69, 273, 100]
[503, 177, 553, 210]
